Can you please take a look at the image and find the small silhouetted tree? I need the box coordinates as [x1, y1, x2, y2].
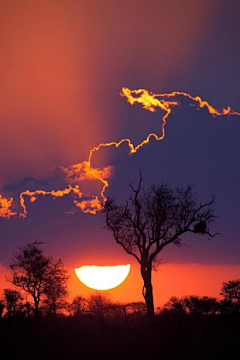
[69, 296, 87, 317]
[43, 259, 69, 316]
[124, 302, 147, 316]
[183, 295, 219, 315]
[8, 241, 69, 316]
[220, 279, 240, 314]
[3, 289, 23, 318]
[86, 293, 121, 325]
[163, 295, 219, 315]
[87, 293, 116, 317]
[104, 174, 217, 318]
[163, 296, 186, 314]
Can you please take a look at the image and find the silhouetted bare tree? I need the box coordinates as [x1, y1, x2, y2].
[104, 173, 218, 318]
[8, 242, 69, 316]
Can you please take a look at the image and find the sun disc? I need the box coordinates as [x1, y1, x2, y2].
[75, 264, 131, 290]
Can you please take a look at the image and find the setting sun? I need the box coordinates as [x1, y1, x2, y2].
[75, 264, 131, 290]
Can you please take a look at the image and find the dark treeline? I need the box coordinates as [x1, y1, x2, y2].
[0, 291, 239, 360]
[0, 242, 239, 359]
[1, 280, 240, 319]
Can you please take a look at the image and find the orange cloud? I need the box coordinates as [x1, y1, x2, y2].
[60, 162, 113, 184]
[74, 196, 103, 215]
[19, 185, 83, 218]
[0, 194, 17, 219]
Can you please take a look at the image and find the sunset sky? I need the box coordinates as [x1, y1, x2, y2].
[0, 0, 240, 307]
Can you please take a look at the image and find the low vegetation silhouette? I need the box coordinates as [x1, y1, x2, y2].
[0, 241, 239, 359]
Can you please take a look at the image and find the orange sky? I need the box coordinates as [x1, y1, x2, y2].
[2, 262, 238, 308]
[69, 263, 240, 307]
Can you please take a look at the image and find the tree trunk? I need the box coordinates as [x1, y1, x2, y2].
[34, 298, 39, 316]
[141, 262, 155, 318]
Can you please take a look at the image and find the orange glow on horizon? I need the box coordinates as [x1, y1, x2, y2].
[75, 264, 131, 291]
[70, 263, 240, 307]
[0, 262, 239, 307]
[1, 88, 239, 219]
